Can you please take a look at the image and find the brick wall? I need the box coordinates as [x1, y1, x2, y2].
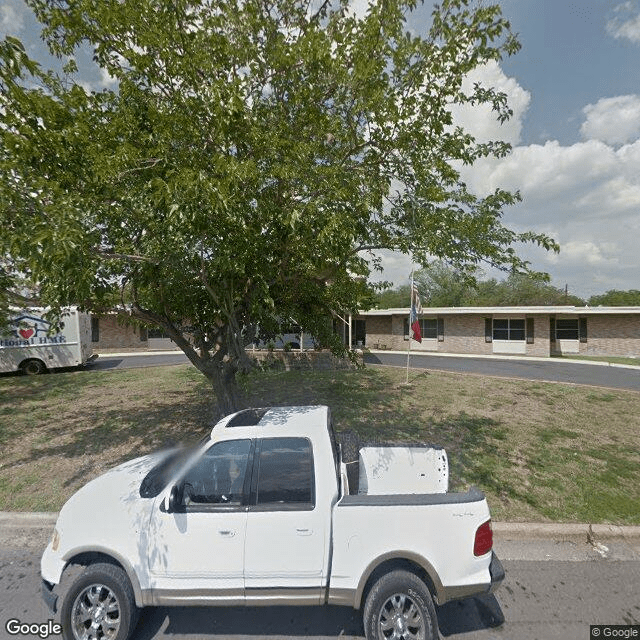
[364, 313, 553, 357]
[584, 315, 640, 357]
[529, 315, 551, 357]
[438, 315, 493, 355]
[94, 315, 148, 351]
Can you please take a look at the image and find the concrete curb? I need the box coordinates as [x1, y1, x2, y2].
[492, 522, 640, 543]
[2, 512, 640, 542]
[366, 350, 640, 371]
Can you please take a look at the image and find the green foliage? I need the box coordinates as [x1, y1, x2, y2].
[376, 262, 585, 307]
[588, 289, 640, 306]
[375, 285, 411, 308]
[1, 0, 558, 410]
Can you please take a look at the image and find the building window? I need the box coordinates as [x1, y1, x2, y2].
[493, 318, 525, 341]
[91, 317, 100, 343]
[555, 319, 579, 340]
[403, 318, 438, 340]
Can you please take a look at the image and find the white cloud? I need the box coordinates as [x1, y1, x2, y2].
[580, 95, 640, 145]
[98, 66, 118, 89]
[450, 61, 531, 146]
[0, 2, 24, 34]
[607, 2, 640, 44]
[374, 68, 640, 297]
[347, 0, 372, 20]
[547, 241, 620, 268]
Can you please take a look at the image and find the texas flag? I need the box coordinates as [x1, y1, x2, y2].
[410, 282, 422, 343]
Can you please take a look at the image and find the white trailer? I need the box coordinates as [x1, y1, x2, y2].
[0, 307, 96, 374]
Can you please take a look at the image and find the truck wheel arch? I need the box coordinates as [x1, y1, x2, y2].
[62, 548, 146, 608]
[355, 551, 444, 610]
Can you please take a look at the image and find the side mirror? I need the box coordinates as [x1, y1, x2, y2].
[167, 484, 183, 513]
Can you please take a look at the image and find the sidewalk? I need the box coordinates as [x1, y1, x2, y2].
[2, 512, 639, 560]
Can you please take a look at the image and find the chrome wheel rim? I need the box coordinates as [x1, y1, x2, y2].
[71, 583, 121, 640]
[378, 592, 425, 640]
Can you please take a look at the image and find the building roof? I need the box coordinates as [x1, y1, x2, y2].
[359, 306, 640, 316]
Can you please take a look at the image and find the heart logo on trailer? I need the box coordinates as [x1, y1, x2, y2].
[0, 313, 66, 347]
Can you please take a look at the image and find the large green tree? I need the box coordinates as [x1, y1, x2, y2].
[0, 0, 557, 413]
[589, 290, 640, 306]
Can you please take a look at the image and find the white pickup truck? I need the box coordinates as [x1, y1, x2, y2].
[41, 405, 504, 640]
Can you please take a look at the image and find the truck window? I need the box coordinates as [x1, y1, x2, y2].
[182, 439, 252, 505]
[255, 438, 314, 508]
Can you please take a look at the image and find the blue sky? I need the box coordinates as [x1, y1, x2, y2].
[2, 0, 639, 299]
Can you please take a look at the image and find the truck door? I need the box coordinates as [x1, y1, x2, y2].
[148, 439, 252, 603]
[244, 437, 328, 604]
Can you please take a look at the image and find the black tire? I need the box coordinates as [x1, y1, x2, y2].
[60, 563, 139, 640]
[21, 358, 47, 375]
[338, 430, 360, 494]
[363, 569, 439, 640]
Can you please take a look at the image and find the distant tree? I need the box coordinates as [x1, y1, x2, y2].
[471, 273, 585, 306]
[414, 261, 475, 307]
[375, 285, 411, 309]
[410, 264, 584, 307]
[1, 0, 557, 413]
[588, 290, 640, 306]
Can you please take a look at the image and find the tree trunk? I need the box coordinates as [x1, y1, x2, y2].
[203, 359, 245, 418]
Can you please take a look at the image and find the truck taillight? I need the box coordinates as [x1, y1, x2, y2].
[474, 520, 493, 556]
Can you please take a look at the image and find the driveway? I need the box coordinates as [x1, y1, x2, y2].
[364, 352, 640, 392]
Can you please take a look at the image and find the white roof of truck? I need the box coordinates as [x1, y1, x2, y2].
[211, 405, 329, 440]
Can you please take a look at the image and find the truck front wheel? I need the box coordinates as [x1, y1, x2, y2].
[363, 570, 439, 640]
[60, 563, 138, 640]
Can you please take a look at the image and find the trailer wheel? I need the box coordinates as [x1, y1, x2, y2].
[21, 359, 47, 375]
[60, 563, 138, 640]
[363, 569, 439, 640]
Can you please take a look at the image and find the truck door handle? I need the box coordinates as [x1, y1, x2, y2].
[296, 528, 312, 536]
[219, 530, 236, 537]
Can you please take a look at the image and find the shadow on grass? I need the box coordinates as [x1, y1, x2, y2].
[5, 383, 216, 484]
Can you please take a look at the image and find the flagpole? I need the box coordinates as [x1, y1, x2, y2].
[406, 269, 413, 384]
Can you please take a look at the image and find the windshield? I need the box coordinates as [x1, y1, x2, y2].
[139, 436, 209, 498]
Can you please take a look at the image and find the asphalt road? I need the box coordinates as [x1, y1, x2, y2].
[364, 352, 640, 392]
[4, 351, 637, 393]
[2, 537, 639, 640]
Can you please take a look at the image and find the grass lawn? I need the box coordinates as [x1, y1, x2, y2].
[1, 364, 639, 523]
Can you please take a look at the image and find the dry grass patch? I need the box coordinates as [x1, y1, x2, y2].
[1, 364, 639, 523]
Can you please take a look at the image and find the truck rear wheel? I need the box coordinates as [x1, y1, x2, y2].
[21, 359, 47, 375]
[60, 563, 138, 640]
[363, 570, 439, 640]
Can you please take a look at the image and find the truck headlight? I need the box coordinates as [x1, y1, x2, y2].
[51, 528, 60, 552]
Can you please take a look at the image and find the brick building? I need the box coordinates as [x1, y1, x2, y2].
[358, 307, 640, 358]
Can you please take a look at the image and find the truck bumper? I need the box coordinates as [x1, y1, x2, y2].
[41, 580, 58, 614]
[488, 551, 505, 593]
